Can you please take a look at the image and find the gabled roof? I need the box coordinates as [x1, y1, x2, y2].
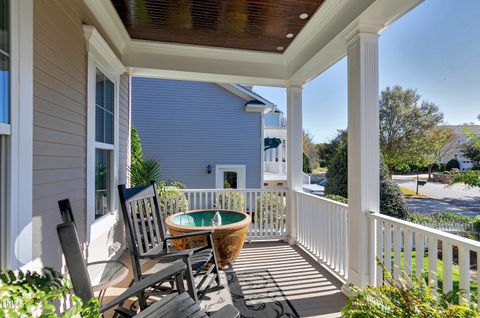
[217, 83, 276, 114]
[441, 125, 480, 136]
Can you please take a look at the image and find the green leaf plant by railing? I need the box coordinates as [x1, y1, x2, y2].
[0, 268, 99, 317]
[342, 260, 479, 318]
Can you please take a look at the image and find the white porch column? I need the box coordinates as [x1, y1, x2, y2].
[286, 85, 303, 244]
[346, 31, 380, 288]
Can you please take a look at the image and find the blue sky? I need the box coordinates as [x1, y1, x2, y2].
[254, 0, 480, 143]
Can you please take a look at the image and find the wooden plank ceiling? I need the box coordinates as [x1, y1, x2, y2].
[111, 0, 325, 53]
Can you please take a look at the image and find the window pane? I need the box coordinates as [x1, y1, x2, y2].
[95, 149, 110, 219]
[0, 0, 8, 124]
[95, 105, 104, 142]
[95, 68, 114, 144]
[104, 112, 113, 144]
[104, 79, 114, 113]
[224, 172, 238, 189]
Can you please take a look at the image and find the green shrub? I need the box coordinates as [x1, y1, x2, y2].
[325, 194, 348, 204]
[157, 182, 188, 216]
[129, 158, 162, 187]
[407, 212, 472, 225]
[453, 170, 480, 188]
[394, 163, 411, 174]
[472, 165, 480, 171]
[0, 268, 99, 317]
[446, 159, 461, 171]
[325, 143, 348, 198]
[342, 262, 479, 317]
[325, 143, 409, 219]
[218, 191, 245, 211]
[255, 192, 285, 231]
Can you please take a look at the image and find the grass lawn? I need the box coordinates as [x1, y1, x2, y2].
[397, 251, 477, 298]
[399, 186, 427, 198]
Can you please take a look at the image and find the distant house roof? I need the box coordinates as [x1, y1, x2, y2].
[441, 125, 480, 136]
[217, 83, 275, 113]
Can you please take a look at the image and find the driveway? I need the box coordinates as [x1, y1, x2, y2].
[393, 175, 480, 216]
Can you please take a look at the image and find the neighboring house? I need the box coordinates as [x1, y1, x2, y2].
[132, 78, 274, 189]
[264, 107, 288, 188]
[440, 125, 480, 171]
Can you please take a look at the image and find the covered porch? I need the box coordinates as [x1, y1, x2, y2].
[6, 0, 480, 316]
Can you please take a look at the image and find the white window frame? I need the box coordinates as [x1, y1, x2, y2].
[215, 164, 246, 189]
[0, 0, 33, 270]
[85, 25, 125, 242]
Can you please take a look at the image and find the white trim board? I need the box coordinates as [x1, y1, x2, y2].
[85, 25, 124, 247]
[215, 165, 246, 190]
[3, 0, 34, 270]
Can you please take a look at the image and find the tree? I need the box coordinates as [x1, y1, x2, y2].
[131, 127, 143, 166]
[316, 129, 347, 167]
[303, 130, 318, 167]
[462, 127, 480, 166]
[380, 86, 444, 173]
[325, 140, 408, 219]
[417, 126, 455, 178]
[303, 153, 312, 174]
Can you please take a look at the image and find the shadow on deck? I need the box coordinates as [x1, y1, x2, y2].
[102, 242, 347, 317]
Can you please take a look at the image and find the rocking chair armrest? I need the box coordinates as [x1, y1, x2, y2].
[100, 259, 186, 313]
[164, 230, 214, 241]
[138, 249, 194, 261]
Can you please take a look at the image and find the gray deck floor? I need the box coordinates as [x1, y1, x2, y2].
[102, 242, 347, 317]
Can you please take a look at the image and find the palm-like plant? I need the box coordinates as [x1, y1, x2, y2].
[128, 158, 162, 187]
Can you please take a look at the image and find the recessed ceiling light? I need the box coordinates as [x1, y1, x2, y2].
[286, 33, 294, 38]
[299, 13, 309, 19]
[277, 46, 284, 51]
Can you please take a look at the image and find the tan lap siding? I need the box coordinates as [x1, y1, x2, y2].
[33, 0, 129, 269]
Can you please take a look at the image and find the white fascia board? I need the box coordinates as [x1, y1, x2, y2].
[84, 26, 126, 77]
[218, 84, 276, 108]
[124, 42, 288, 86]
[245, 104, 272, 114]
[83, 0, 129, 54]
[288, 0, 423, 84]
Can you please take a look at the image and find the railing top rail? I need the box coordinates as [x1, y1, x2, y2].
[294, 190, 349, 208]
[176, 188, 288, 193]
[370, 212, 480, 250]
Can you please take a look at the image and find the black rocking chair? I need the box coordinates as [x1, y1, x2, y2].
[56, 221, 238, 317]
[118, 182, 221, 304]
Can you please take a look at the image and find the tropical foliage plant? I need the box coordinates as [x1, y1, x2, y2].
[0, 268, 99, 318]
[342, 262, 479, 318]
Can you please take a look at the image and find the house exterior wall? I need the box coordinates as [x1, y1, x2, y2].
[131, 78, 262, 189]
[439, 125, 480, 171]
[32, 0, 129, 269]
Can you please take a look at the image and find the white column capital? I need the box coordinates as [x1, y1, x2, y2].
[343, 21, 382, 46]
[286, 85, 303, 92]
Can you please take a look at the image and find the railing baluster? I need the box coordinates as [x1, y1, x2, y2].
[393, 224, 402, 280]
[458, 246, 470, 304]
[384, 221, 392, 275]
[404, 229, 412, 279]
[415, 232, 425, 279]
[428, 236, 438, 294]
[442, 241, 453, 293]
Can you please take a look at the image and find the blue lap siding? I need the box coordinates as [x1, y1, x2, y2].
[131, 78, 262, 189]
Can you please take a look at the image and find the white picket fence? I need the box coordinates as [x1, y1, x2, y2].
[296, 191, 349, 280]
[162, 189, 288, 241]
[371, 212, 480, 304]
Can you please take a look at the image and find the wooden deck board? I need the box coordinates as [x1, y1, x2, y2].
[102, 242, 347, 317]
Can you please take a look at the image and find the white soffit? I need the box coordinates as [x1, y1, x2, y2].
[85, 0, 423, 86]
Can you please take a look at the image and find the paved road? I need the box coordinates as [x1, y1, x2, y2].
[393, 175, 480, 216]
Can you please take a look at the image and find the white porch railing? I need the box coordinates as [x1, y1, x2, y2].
[296, 191, 348, 280]
[162, 189, 288, 241]
[371, 213, 480, 304]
